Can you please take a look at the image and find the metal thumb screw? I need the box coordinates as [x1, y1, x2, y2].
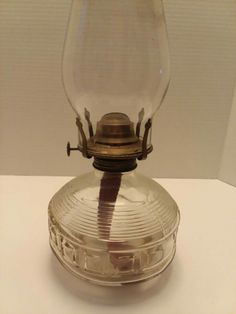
[67, 142, 71, 157]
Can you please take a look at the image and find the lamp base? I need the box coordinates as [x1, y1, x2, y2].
[48, 170, 180, 286]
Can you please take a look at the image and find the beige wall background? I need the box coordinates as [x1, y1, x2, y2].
[219, 87, 236, 186]
[0, 0, 236, 182]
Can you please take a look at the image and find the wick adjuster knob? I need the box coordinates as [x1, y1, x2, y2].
[66, 142, 79, 156]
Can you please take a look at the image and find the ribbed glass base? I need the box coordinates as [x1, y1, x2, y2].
[48, 170, 180, 286]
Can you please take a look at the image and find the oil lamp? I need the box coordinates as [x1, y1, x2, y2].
[48, 0, 180, 286]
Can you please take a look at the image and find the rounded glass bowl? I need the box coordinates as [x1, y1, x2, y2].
[48, 170, 180, 286]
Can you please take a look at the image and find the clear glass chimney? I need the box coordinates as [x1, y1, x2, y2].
[63, 0, 170, 146]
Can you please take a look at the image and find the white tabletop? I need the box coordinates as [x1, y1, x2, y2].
[0, 176, 236, 314]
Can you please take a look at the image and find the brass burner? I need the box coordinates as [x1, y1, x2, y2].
[94, 113, 138, 145]
[67, 111, 153, 172]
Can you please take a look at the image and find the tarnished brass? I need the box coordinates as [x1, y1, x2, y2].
[95, 113, 138, 145]
[136, 108, 144, 137]
[76, 117, 92, 158]
[93, 158, 137, 172]
[138, 119, 152, 160]
[85, 108, 94, 138]
[67, 112, 153, 171]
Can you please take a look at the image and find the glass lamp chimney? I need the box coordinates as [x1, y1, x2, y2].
[63, 0, 170, 160]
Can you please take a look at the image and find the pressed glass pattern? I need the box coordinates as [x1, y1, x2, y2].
[48, 170, 180, 285]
